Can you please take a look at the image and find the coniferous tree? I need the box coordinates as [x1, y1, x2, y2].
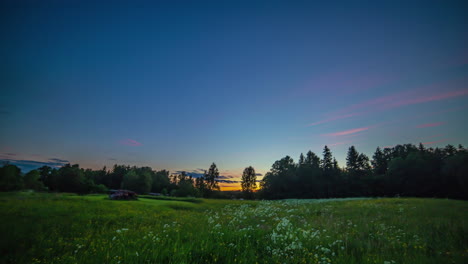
[298, 153, 305, 167]
[346, 146, 360, 172]
[332, 158, 339, 171]
[305, 151, 321, 168]
[321, 146, 334, 197]
[321, 146, 333, 170]
[371, 147, 388, 175]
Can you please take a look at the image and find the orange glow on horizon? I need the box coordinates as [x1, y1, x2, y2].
[220, 186, 241, 191]
[219, 183, 260, 192]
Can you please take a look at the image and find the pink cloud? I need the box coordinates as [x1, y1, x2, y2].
[329, 141, 354, 147]
[388, 89, 468, 108]
[413, 134, 444, 144]
[307, 113, 360, 126]
[120, 139, 142, 146]
[327, 90, 417, 118]
[422, 139, 450, 145]
[421, 134, 444, 140]
[309, 77, 467, 126]
[311, 73, 391, 96]
[308, 90, 414, 127]
[325, 127, 369, 137]
[416, 122, 445, 128]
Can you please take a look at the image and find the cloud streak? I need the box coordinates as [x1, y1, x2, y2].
[416, 122, 445, 128]
[307, 80, 468, 127]
[120, 139, 142, 146]
[49, 158, 69, 163]
[328, 141, 353, 147]
[0, 158, 69, 172]
[388, 89, 468, 108]
[422, 139, 451, 145]
[307, 113, 360, 126]
[324, 127, 369, 137]
[172, 169, 238, 181]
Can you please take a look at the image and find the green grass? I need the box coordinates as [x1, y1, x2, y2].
[0, 192, 466, 264]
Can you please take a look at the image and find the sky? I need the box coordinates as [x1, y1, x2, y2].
[1, 0, 467, 190]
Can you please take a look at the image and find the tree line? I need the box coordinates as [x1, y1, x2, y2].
[0, 143, 466, 199]
[259, 143, 467, 200]
[0, 161, 245, 198]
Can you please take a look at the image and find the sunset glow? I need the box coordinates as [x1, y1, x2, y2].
[1, 0, 467, 190]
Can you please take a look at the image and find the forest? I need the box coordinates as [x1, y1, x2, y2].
[1, 143, 467, 200]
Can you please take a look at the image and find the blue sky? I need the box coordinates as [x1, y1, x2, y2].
[1, 0, 467, 189]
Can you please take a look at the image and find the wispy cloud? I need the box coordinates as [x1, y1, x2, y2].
[307, 77, 468, 127]
[412, 134, 444, 144]
[337, 92, 412, 116]
[219, 175, 236, 180]
[307, 113, 360, 126]
[329, 141, 353, 147]
[422, 139, 451, 145]
[217, 179, 240, 183]
[416, 122, 445, 128]
[324, 127, 369, 137]
[301, 71, 391, 96]
[0, 158, 69, 172]
[49, 158, 69, 163]
[120, 139, 142, 146]
[172, 170, 204, 178]
[388, 89, 468, 108]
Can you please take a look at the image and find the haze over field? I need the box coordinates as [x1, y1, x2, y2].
[1, 0, 467, 190]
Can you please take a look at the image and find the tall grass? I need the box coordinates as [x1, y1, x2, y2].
[0, 192, 466, 264]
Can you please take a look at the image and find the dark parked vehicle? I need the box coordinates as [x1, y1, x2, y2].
[108, 189, 138, 200]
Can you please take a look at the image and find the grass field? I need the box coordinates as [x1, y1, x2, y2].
[0, 192, 467, 264]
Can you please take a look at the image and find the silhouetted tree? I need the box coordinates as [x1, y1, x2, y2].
[298, 153, 305, 167]
[55, 164, 87, 193]
[241, 166, 257, 198]
[204, 163, 220, 192]
[346, 146, 360, 172]
[105, 165, 130, 189]
[23, 170, 45, 191]
[1, 142, 467, 200]
[372, 147, 388, 175]
[38, 166, 52, 188]
[151, 170, 170, 193]
[321, 146, 333, 171]
[305, 150, 320, 168]
[441, 150, 468, 199]
[195, 173, 207, 196]
[0, 164, 23, 191]
[321, 146, 334, 197]
[172, 171, 198, 197]
[121, 168, 151, 194]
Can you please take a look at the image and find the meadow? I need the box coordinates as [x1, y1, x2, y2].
[0, 192, 467, 264]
